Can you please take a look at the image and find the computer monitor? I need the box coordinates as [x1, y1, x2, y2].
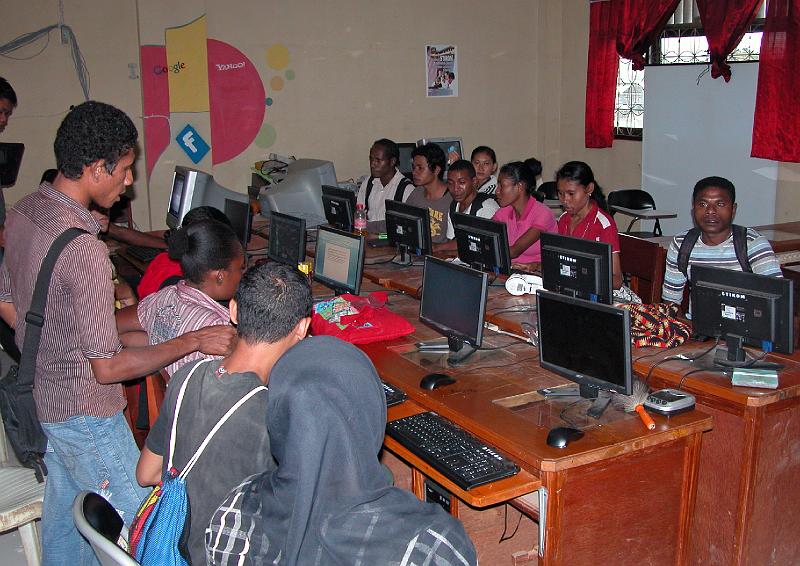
[540, 232, 613, 304]
[321, 185, 356, 232]
[224, 198, 253, 245]
[0, 143, 24, 187]
[419, 256, 488, 364]
[314, 225, 365, 295]
[537, 290, 633, 418]
[397, 142, 416, 180]
[691, 265, 794, 368]
[165, 166, 250, 229]
[261, 159, 337, 227]
[452, 212, 512, 276]
[417, 137, 463, 177]
[268, 211, 306, 266]
[385, 199, 432, 266]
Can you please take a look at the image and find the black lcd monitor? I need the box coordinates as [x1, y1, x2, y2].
[537, 290, 633, 418]
[321, 185, 356, 232]
[452, 212, 512, 276]
[691, 265, 793, 368]
[397, 142, 416, 180]
[224, 198, 253, 245]
[419, 256, 488, 365]
[268, 211, 306, 266]
[314, 225, 365, 295]
[0, 143, 24, 187]
[540, 232, 613, 304]
[385, 199, 432, 266]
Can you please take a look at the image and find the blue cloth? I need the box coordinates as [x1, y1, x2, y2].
[41, 411, 148, 566]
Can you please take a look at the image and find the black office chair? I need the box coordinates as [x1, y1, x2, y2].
[607, 189, 663, 237]
[538, 181, 558, 201]
[532, 191, 545, 203]
[72, 491, 139, 566]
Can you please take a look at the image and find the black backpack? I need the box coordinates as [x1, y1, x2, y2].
[676, 224, 752, 277]
[449, 192, 494, 217]
[364, 176, 414, 213]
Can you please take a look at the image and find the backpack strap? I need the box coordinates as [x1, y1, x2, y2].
[167, 359, 211, 470]
[363, 177, 376, 213]
[676, 228, 701, 278]
[449, 192, 493, 217]
[364, 175, 413, 213]
[732, 224, 752, 273]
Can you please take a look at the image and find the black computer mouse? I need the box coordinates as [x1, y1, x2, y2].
[419, 373, 456, 391]
[546, 427, 585, 449]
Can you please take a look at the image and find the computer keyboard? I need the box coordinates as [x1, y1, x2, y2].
[126, 245, 161, 263]
[386, 411, 520, 490]
[382, 380, 407, 407]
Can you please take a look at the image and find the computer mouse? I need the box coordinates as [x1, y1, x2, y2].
[419, 373, 456, 391]
[546, 427, 585, 449]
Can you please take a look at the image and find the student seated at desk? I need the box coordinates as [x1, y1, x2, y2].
[491, 161, 557, 267]
[406, 142, 453, 244]
[435, 159, 500, 253]
[137, 262, 312, 565]
[357, 138, 414, 230]
[117, 219, 244, 377]
[206, 336, 477, 566]
[471, 145, 499, 195]
[662, 176, 781, 308]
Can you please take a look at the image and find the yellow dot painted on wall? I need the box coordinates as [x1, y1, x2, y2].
[270, 76, 285, 91]
[266, 44, 290, 70]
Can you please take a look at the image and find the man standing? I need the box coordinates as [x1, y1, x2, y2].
[356, 138, 414, 230]
[0, 101, 235, 565]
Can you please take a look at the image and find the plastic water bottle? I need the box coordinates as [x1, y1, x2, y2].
[354, 203, 368, 236]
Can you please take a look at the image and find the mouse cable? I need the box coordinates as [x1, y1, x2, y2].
[643, 338, 719, 386]
[499, 503, 525, 543]
[365, 254, 398, 265]
[484, 322, 534, 346]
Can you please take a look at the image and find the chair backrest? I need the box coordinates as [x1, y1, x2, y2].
[608, 189, 657, 213]
[73, 491, 140, 566]
[538, 181, 558, 200]
[619, 234, 667, 304]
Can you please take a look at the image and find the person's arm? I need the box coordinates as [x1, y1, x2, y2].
[748, 233, 783, 277]
[115, 304, 144, 334]
[509, 226, 543, 259]
[611, 252, 623, 290]
[0, 301, 15, 328]
[661, 237, 686, 304]
[119, 330, 149, 348]
[107, 223, 168, 249]
[136, 446, 163, 486]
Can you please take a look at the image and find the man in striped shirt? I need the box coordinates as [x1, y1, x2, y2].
[662, 176, 781, 307]
[0, 101, 236, 565]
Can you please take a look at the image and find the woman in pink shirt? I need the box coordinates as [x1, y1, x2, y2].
[492, 161, 557, 267]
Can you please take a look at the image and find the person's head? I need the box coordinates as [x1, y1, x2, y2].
[0, 77, 17, 134]
[369, 138, 399, 180]
[167, 219, 244, 300]
[411, 142, 446, 186]
[495, 161, 536, 208]
[446, 160, 477, 203]
[555, 160, 607, 214]
[180, 205, 232, 228]
[470, 146, 497, 186]
[54, 101, 138, 208]
[523, 157, 542, 179]
[232, 262, 312, 346]
[692, 176, 737, 238]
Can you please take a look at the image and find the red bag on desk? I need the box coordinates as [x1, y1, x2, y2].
[310, 292, 415, 344]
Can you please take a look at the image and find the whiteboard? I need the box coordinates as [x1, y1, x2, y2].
[641, 62, 777, 234]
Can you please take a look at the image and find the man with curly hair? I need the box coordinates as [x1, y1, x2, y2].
[0, 101, 236, 565]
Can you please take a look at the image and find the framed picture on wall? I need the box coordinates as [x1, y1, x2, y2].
[426, 45, 458, 97]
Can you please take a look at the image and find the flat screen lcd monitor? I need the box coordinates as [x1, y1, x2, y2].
[452, 212, 512, 276]
[314, 225, 365, 295]
[385, 199, 432, 265]
[397, 142, 416, 179]
[268, 211, 306, 266]
[540, 232, 613, 304]
[0, 143, 25, 187]
[537, 290, 633, 418]
[224, 198, 253, 245]
[321, 185, 356, 232]
[691, 265, 793, 367]
[419, 256, 488, 364]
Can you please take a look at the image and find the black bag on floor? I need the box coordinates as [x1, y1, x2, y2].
[0, 228, 86, 482]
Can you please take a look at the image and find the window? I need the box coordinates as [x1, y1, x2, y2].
[613, 0, 766, 139]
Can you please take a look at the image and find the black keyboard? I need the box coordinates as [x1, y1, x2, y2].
[386, 412, 519, 490]
[126, 245, 161, 263]
[382, 380, 407, 407]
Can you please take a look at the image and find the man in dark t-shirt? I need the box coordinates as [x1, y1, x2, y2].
[137, 262, 313, 563]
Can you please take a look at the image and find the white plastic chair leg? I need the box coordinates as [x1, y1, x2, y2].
[18, 520, 41, 566]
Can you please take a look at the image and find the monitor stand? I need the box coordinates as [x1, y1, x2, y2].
[446, 336, 478, 365]
[392, 244, 413, 266]
[713, 335, 783, 370]
[538, 384, 612, 419]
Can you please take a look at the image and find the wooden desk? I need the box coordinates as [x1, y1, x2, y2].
[633, 344, 800, 565]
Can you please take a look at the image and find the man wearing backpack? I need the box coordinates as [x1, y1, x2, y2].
[0, 101, 236, 565]
[662, 176, 782, 309]
[356, 138, 414, 231]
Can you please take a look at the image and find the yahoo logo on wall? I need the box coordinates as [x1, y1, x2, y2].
[153, 62, 187, 75]
[215, 62, 245, 71]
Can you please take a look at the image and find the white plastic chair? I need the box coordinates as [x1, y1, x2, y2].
[0, 466, 44, 566]
[72, 491, 139, 566]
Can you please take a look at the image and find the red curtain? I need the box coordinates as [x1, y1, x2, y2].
[752, 0, 800, 162]
[615, 0, 681, 70]
[586, 0, 618, 148]
[696, 0, 763, 82]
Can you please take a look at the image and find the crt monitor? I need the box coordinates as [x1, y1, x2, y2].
[452, 212, 512, 276]
[314, 225, 365, 295]
[537, 290, 633, 418]
[540, 232, 613, 304]
[165, 166, 250, 229]
[397, 142, 416, 179]
[385, 199, 432, 266]
[419, 256, 488, 365]
[268, 211, 306, 266]
[261, 159, 337, 227]
[417, 137, 463, 177]
[691, 265, 794, 368]
[0, 143, 24, 187]
[224, 198, 253, 245]
[321, 185, 356, 232]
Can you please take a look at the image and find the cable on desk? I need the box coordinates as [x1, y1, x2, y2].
[488, 305, 537, 316]
[558, 399, 586, 429]
[484, 322, 535, 346]
[677, 367, 721, 390]
[365, 254, 398, 265]
[460, 354, 540, 374]
[643, 338, 720, 386]
[499, 504, 525, 543]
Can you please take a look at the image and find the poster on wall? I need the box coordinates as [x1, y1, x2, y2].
[426, 45, 458, 97]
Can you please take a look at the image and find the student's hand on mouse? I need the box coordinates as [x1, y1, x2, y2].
[90, 209, 110, 233]
[192, 324, 237, 356]
[511, 261, 540, 272]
